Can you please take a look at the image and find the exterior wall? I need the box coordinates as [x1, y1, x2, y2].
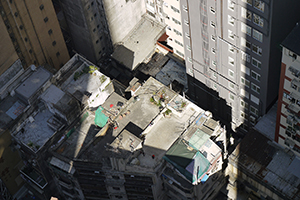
[60, 0, 112, 64]
[163, 0, 185, 59]
[275, 46, 300, 157]
[0, 16, 18, 76]
[0, 0, 69, 70]
[0, 130, 24, 196]
[145, 0, 164, 23]
[103, 0, 146, 45]
[181, 0, 300, 131]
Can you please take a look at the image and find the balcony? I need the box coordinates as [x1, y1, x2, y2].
[20, 166, 48, 189]
[289, 66, 300, 78]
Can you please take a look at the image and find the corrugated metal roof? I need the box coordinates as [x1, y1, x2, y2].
[230, 129, 300, 199]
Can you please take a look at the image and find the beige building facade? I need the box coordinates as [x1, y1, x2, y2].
[0, 0, 69, 72]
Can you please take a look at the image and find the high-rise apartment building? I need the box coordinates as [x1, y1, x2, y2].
[146, 0, 185, 60]
[275, 23, 300, 156]
[179, 0, 300, 131]
[0, 0, 69, 71]
[59, 0, 146, 64]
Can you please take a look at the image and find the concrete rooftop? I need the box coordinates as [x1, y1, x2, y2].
[254, 102, 277, 140]
[15, 109, 55, 152]
[112, 15, 165, 70]
[229, 129, 300, 199]
[53, 76, 224, 177]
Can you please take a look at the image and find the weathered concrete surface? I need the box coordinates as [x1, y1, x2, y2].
[103, 0, 146, 45]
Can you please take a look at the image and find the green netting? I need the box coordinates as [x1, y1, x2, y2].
[66, 127, 75, 138]
[189, 129, 210, 150]
[94, 106, 108, 127]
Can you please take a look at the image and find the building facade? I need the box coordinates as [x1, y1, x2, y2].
[59, 0, 147, 64]
[0, 0, 69, 71]
[275, 23, 300, 157]
[145, 0, 185, 60]
[180, 0, 300, 131]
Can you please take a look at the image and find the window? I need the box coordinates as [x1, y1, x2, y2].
[19, 25, 23, 30]
[98, 51, 102, 55]
[213, 72, 217, 78]
[229, 82, 234, 89]
[172, 17, 181, 25]
[211, 21, 216, 28]
[252, 44, 262, 55]
[250, 106, 259, 116]
[185, 32, 190, 39]
[212, 60, 217, 66]
[241, 64, 250, 75]
[252, 57, 261, 69]
[241, 22, 251, 36]
[229, 69, 234, 77]
[173, 29, 182, 36]
[176, 50, 184, 57]
[291, 81, 297, 90]
[48, 29, 52, 35]
[228, 15, 235, 26]
[241, 37, 251, 50]
[241, 7, 252, 21]
[211, 48, 216, 54]
[93, 28, 96, 32]
[52, 41, 56, 46]
[229, 45, 234, 53]
[229, 93, 235, 101]
[175, 40, 183, 47]
[183, 5, 188, 12]
[228, 0, 234, 11]
[241, 100, 249, 110]
[210, 7, 215, 14]
[29, 49, 32, 54]
[228, 30, 235, 40]
[213, 83, 217, 89]
[171, 5, 180, 13]
[186, 45, 191, 51]
[253, 29, 263, 42]
[251, 70, 261, 81]
[241, 89, 249, 99]
[39, 4, 44, 10]
[229, 57, 235, 66]
[56, 52, 60, 57]
[253, 13, 264, 27]
[242, 0, 252, 6]
[241, 51, 250, 63]
[184, 20, 189, 26]
[241, 111, 248, 119]
[96, 40, 99, 44]
[254, 0, 264, 12]
[44, 17, 48, 22]
[241, 77, 250, 87]
[188, 57, 193, 63]
[250, 115, 256, 124]
[251, 83, 260, 93]
[211, 35, 216, 41]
